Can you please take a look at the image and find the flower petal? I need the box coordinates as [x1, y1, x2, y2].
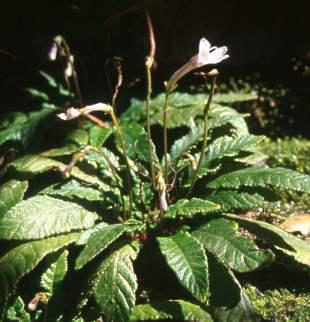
[197, 38, 211, 65]
[207, 46, 229, 64]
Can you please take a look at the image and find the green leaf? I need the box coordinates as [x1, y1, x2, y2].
[39, 70, 58, 88]
[75, 222, 108, 246]
[170, 124, 204, 163]
[41, 144, 80, 157]
[66, 129, 89, 146]
[25, 88, 49, 101]
[166, 198, 220, 219]
[0, 180, 28, 219]
[89, 126, 112, 148]
[0, 196, 98, 240]
[192, 218, 274, 272]
[0, 107, 56, 147]
[207, 166, 310, 192]
[130, 300, 213, 321]
[41, 250, 68, 297]
[157, 232, 209, 302]
[207, 191, 265, 211]
[93, 243, 138, 322]
[11, 154, 109, 190]
[213, 92, 257, 103]
[224, 213, 310, 268]
[40, 180, 102, 201]
[5, 296, 31, 322]
[75, 224, 127, 269]
[0, 232, 80, 318]
[198, 135, 265, 173]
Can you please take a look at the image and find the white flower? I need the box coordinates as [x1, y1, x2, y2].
[166, 37, 229, 91]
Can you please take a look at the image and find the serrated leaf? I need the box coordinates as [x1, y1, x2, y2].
[207, 166, 310, 192]
[207, 191, 265, 211]
[192, 218, 274, 272]
[40, 180, 102, 201]
[0, 196, 98, 240]
[41, 144, 80, 157]
[130, 300, 213, 321]
[224, 213, 310, 268]
[75, 224, 127, 269]
[198, 135, 265, 175]
[89, 126, 112, 148]
[93, 243, 138, 322]
[5, 296, 31, 322]
[41, 250, 68, 297]
[213, 92, 257, 103]
[10, 154, 109, 190]
[157, 232, 209, 302]
[0, 180, 28, 219]
[0, 232, 80, 318]
[0, 107, 56, 147]
[166, 198, 220, 219]
[75, 222, 108, 246]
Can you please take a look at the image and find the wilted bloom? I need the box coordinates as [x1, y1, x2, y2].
[48, 42, 58, 61]
[166, 38, 229, 91]
[57, 103, 113, 121]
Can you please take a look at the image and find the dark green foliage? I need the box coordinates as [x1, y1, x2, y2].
[0, 74, 309, 322]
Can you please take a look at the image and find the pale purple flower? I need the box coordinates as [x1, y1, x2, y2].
[57, 103, 112, 121]
[48, 43, 58, 61]
[166, 38, 229, 91]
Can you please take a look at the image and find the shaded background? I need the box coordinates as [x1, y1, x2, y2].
[0, 0, 309, 134]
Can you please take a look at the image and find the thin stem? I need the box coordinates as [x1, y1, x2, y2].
[187, 75, 217, 196]
[109, 109, 133, 217]
[145, 11, 156, 187]
[83, 114, 109, 128]
[163, 91, 169, 182]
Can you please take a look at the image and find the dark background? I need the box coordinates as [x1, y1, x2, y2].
[0, 0, 309, 134]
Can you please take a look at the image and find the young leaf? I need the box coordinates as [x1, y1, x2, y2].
[92, 243, 138, 322]
[207, 191, 265, 211]
[0, 180, 28, 219]
[0, 232, 80, 318]
[198, 135, 265, 174]
[0, 196, 98, 240]
[75, 224, 127, 269]
[89, 126, 112, 148]
[130, 300, 213, 321]
[157, 232, 209, 302]
[40, 180, 103, 201]
[192, 218, 274, 272]
[166, 198, 220, 219]
[41, 250, 69, 297]
[224, 213, 310, 268]
[5, 296, 31, 322]
[207, 166, 310, 192]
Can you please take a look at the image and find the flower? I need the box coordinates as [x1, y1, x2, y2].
[166, 38, 229, 91]
[57, 103, 113, 121]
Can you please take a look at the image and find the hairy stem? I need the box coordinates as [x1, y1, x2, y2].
[187, 75, 217, 196]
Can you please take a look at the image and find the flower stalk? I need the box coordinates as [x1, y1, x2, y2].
[188, 70, 218, 196]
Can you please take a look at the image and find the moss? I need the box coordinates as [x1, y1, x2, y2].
[245, 286, 310, 322]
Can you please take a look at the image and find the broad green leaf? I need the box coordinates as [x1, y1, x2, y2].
[166, 198, 220, 219]
[0, 232, 80, 318]
[75, 224, 127, 269]
[5, 296, 31, 322]
[0, 180, 28, 219]
[192, 218, 274, 272]
[207, 191, 265, 211]
[40, 180, 102, 201]
[66, 129, 89, 145]
[11, 154, 109, 190]
[0, 107, 56, 147]
[75, 222, 108, 246]
[89, 126, 112, 148]
[207, 166, 310, 192]
[93, 243, 138, 322]
[157, 232, 209, 302]
[0, 196, 98, 240]
[198, 135, 265, 175]
[41, 250, 68, 297]
[130, 300, 213, 321]
[224, 213, 310, 268]
[213, 92, 257, 103]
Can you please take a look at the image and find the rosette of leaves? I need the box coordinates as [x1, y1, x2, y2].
[1, 88, 310, 322]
